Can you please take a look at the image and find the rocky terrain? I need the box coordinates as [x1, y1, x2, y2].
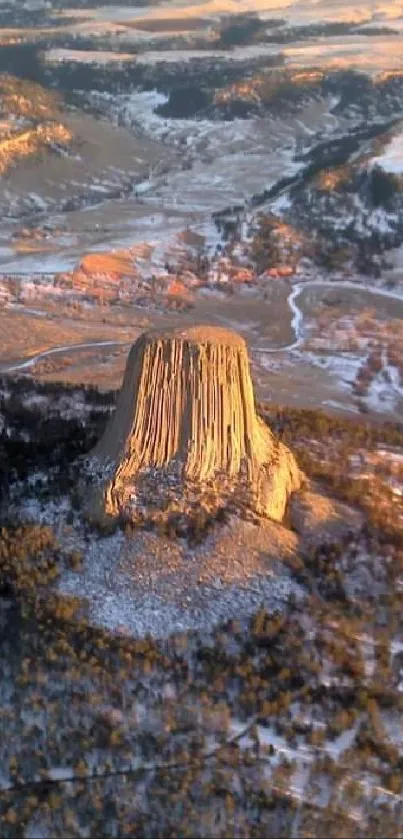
[0, 10, 403, 422]
[1, 375, 403, 837]
[1, 1, 403, 837]
[85, 325, 301, 526]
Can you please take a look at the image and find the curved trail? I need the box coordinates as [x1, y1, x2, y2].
[1, 340, 129, 374]
[1, 280, 403, 375]
[256, 279, 403, 355]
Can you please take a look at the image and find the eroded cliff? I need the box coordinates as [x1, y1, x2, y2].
[85, 325, 302, 525]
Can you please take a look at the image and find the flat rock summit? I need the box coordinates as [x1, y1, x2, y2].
[85, 325, 302, 526]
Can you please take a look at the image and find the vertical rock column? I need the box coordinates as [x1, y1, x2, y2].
[85, 325, 302, 524]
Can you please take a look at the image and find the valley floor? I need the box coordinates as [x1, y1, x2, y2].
[1, 271, 402, 420]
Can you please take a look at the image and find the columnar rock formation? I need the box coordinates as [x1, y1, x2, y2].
[85, 325, 302, 526]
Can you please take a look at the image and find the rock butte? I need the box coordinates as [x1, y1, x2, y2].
[85, 325, 302, 526]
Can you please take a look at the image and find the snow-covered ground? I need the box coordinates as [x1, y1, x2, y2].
[136, 44, 281, 63]
[55, 519, 303, 638]
[44, 48, 137, 65]
[1, 1, 402, 426]
[373, 130, 403, 174]
[108, 89, 342, 215]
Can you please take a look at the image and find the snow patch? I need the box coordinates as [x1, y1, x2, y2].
[373, 130, 403, 175]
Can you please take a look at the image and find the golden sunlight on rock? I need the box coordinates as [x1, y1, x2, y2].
[85, 325, 302, 526]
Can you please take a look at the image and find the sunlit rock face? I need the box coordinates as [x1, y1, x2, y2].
[85, 325, 302, 526]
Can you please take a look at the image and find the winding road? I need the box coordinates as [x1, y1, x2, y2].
[0, 340, 129, 374]
[1, 280, 403, 380]
[257, 279, 403, 354]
